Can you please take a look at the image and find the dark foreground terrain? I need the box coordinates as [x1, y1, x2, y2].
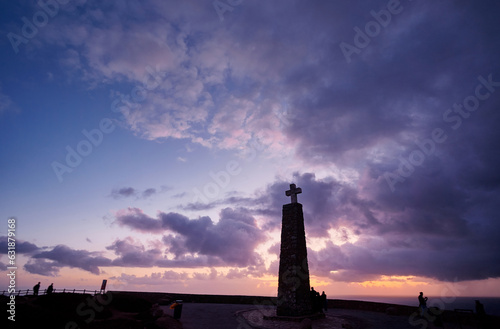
[1, 291, 182, 329]
[2, 291, 499, 329]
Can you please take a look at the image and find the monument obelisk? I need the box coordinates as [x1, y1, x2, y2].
[276, 183, 313, 316]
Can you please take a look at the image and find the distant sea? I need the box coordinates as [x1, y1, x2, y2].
[335, 296, 500, 316]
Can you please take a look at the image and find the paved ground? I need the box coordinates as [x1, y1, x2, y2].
[161, 303, 252, 329]
[238, 308, 422, 329]
[161, 303, 476, 329]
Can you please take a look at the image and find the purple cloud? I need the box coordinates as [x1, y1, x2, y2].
[115, 207, 266, 267]
[107, 237, 163, 267]
[0, 236, 40, 254]
[29, 245, 112, 275]
[110, 186, 159, 199]
[110, 187, 137, 199]
[142, 188, 157, 198]
[115, 208, 163, 232]
[24, 259, 60, 277]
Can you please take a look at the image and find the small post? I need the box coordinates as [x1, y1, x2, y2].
[100, 279, 107, 294]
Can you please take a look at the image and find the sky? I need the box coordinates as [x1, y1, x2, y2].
[1, 0, 500, 299]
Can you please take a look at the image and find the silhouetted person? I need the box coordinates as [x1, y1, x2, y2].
[418, 292, 428, 315]
[321, 291, 327, 311]
[310, 287, 316, 301]
[475, 300, 486, 316]
[310, 287, 319, 313]
[33, 282, 40, 296]
[47, 283, 54, 295]
[475, 300, 489, 328]
[309, 287, 323, 313]
[310, 287, 316, 307]
[316, 291, 323, 313]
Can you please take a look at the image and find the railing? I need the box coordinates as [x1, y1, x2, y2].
[1, 288, 104, 296]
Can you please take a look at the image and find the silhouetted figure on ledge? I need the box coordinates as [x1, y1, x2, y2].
[47, 283, 54, 295]
[475, 300, 490, 329]
[33, 282, 40, 296]
[310, 287, 323, 313]
[418, 292, 428, 316]
[309, 287, 315, 302]
[321, 291, 327, 311]
[310, 287, 317, 312]
[316, 290, 322, 313]
[476, 300, 485, 316]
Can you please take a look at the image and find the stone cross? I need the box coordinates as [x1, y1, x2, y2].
[286, 183, 302, 203]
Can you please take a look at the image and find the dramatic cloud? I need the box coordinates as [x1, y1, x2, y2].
[0, 236, 40, 254]
[31, 1, 500, 173]
[28, 245, 112, 275]
[261, 173, 500, 282]
[115, 207, 266, 267]
[114, 208, 163, 232]
[107, 237, 163, 267]
[105, 236, 225, 269]
[179, 171, 500, 282]
[24, 259, 61, 277]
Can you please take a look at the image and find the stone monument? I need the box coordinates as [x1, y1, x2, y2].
[276, 183, 313, 316]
